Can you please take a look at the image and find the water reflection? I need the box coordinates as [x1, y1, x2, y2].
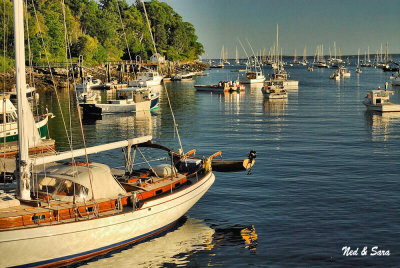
[364, 111, 400, 141]
[211, 223, 258, 252]
[83, 217, 215, 267]
[263, 99, 288, 116]
[81, 111, 157, 139]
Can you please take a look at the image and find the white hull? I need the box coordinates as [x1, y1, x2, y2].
[0, 172, 215, 267]
[363, 102, 400, 112]
[239, 76, 265, 84]
[282, 80, 298, 88]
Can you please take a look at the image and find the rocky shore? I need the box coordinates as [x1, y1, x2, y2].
[0, 60, 208, 92]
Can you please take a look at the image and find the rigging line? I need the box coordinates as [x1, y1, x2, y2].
[60, 0, 75, 168]
[246, 39, 262, 68]
[23, 1, 33, 87]
[237, 38, 250, 63]
[141, 0, 157, 55]
[60, 0, 95, 202]
[137, 146, 160, 179]
[140, 0, 183, 153]
[116, 0, 132, 61]
[30, 0, 74, 153]
[24, 0, 38, 117]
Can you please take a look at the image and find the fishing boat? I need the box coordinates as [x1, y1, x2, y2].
[270, 70, 298, 89]
[128, 70, 163, 87]
[0, 2, 246, 266]
[261, 80, 288, 99]
[195, 80, 244, 93]
[80, 87, 159, 115]
[363, 89, 400, 112]
[239, 60, 265, 84]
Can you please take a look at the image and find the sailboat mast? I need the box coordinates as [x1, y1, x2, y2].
[14, 0, 31, 200]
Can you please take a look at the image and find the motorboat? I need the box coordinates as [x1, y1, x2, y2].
[195, 80, 244, 93]
[261, 80, 288, 99]
[128, 71, 163, 87]
[270, 69, 298, 89]
[80, 87, 159, 115]
[74, 75, 102, 91]
[338, 66, 350, 77]
[363, 89, 400, 112]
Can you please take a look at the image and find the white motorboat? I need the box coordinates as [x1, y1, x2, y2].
[74, 75, 102, 91]
[240, 70, 265, 84]
[338, 66, 351, 78]
[80, 87, 159, 115]
[261, 80, 288, 99]
[195, 80, 244, 93]
[270, 70, 298, 89]
[128, 70, 163, 87]
[363, 89, 400, 112]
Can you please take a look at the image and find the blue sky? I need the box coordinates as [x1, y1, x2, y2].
[134, 0, 400, 58]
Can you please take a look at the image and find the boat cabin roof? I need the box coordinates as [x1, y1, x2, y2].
[369, 90, 393, 96]
[34, 163, 126, 201]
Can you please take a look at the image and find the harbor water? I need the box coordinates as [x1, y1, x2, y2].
[42, 57, 400, 267]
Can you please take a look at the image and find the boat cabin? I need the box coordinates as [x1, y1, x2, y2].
[364, 90, 393, 105]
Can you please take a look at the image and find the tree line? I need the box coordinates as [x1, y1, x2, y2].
[0, 0, 204, 71]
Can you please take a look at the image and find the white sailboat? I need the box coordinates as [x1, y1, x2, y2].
[0, 1, 225, 266]
[300, 46, 308, 66]
[356, 48, 362, 74]
[235, 46, 240, 64]
[238, 40, 265, 84]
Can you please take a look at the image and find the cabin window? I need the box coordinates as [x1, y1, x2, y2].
[32, 214, 46, 222]
[33, 177, 89, 200]
[155, 189, 163, 195]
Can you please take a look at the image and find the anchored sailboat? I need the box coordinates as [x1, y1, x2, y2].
[0, 1, 251, 266]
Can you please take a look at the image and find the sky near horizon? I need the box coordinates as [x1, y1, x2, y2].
[133, 0, 400, 58]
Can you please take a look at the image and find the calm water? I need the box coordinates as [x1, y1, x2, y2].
[40, 57, 400, 267]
